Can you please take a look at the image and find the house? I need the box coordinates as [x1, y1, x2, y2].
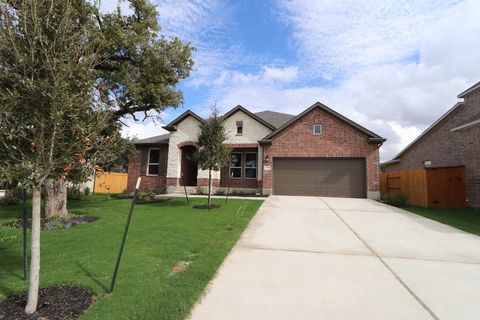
[127, 102, 385, 199]
[383, 81, 480, 207]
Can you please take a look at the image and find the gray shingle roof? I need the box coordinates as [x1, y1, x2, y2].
[254, 110, 295, 128]
[133, 133, 169, 145]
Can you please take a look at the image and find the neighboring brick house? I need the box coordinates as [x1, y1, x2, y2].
[383, 81, 480, 207]
[128, 102, 386, 199]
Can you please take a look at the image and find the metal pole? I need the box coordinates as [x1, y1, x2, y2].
[225, 172, 233, 203]
[109, 177, 141, 293]
[22, 188, 28, 281]
[182, 173, 189, 205]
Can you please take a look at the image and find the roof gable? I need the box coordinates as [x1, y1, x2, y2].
[221, 105, 276, 130]
[391, 102, 463, 160]
[260, 102, 386, 143]
[162, 110, 204, 131]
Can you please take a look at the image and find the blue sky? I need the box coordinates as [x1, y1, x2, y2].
[108, 0, 480, 160]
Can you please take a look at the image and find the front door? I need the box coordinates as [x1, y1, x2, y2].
[181, 146, 198, 186]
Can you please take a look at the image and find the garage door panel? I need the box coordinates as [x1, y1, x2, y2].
[273, 158, 366, 198]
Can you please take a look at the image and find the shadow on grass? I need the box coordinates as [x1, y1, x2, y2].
[75, 261, 109, 294]
[0, 248, 25, 297]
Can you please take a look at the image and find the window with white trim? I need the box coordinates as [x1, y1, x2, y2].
[313, 124, 322, 135]
[244, 153, 257, 179]
[147, 149, 160, 175]
[230, 152, 242, 178]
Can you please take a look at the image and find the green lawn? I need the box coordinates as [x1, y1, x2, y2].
[0, 195, 262, 319]
[405, 206, 480, 236]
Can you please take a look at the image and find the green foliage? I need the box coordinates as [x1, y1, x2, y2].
[0, 0, 112, 188]
[67, 186, 82, 200]
[194, 107, 230, 172]
[83, 187, 91, 196]
[0, 197, 262, 319]
[382, 193, 408, 207]
[93, 0, 194, 120]
[0, 188, 21, 206]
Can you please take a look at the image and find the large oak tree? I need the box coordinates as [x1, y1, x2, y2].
[45, 0, 194, 218]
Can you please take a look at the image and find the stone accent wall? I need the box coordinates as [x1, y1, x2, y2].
[127, 145, 168, 192]
[223, 110, 273, 144]
[262, 106, 381, 195]
[385, 89, 480, 207]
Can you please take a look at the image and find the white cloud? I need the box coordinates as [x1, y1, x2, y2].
[210, 0, 480, 161]
[214, 66, 298, 86]
[121, 119, 168, 140]
[277, 0, 462, 79]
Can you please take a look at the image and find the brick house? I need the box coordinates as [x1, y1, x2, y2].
[383, 82, 480, 207]
[127, 102, 386, 199]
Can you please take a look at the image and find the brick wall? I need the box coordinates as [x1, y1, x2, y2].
[385, 89, 480, 207]
[460, 124, 480, 207]
[262, 107, 381, 193]
[127, 145, 168, 192]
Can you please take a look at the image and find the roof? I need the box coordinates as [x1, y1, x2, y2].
[162, 110, 205, 131]
[458, 81, 480, 98]
[254, 110, 295, 128]
[221, 105, 276, 130]
[260, 102, 386, 144]
[389, 102, 464, 161]
[133, 133, 169, 145]
[451, 112, 480, 131]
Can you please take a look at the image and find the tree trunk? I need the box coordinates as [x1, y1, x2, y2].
[25, 186, 41, 314]
[208, 169, 212, 207]
[45, 179, 69, 219]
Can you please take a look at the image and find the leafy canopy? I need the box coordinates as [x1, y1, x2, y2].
[195, 107, 230, 172]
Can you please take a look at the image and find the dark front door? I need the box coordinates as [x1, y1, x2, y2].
[273, 158, 366, 198]
[181, 146, 198, 186]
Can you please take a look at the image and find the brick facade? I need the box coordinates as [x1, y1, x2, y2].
[262, 107, 381, 194]
[128, 104, 383, 198]
[127, 145, 168, 192]
[385, 89, 480, 207]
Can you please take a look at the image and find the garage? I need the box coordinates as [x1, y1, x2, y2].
[272, 158, 366, 198]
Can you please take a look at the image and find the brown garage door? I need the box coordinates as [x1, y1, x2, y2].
[273, 158, 366, 198]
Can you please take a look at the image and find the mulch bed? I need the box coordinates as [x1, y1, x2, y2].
[0, 285, 93, 320]
[193, 204, 222, 209]
[4, 216, 99, 231]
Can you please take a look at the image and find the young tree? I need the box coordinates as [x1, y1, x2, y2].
[0, 0, 118, 314]
[194, 107, 230, 208]
[45, 0, 194, 217]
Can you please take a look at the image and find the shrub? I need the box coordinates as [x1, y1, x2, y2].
[382, 193, 407, 207]
[0, 188, 21, 206]
[83, 186, 90, 196]
[67, 186, 82, 200]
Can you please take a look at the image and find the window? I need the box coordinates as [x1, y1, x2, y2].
[147, 149, 160, 175]
[313, 124, 322, 135]
[236, 121, 243, 135]
[230, 153, 242, 178]
[245, 153, 257, 179]
[423, 160, 432, 168]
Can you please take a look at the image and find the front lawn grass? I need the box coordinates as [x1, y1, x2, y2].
[0, 195, 262, 319]
[405, 206, 480, 236]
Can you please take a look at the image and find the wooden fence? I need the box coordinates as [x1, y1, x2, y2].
[380, 166, 467, 208]
[93, 172, 128, 194]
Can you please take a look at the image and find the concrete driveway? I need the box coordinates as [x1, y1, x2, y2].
[189, 196, 480, 320]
